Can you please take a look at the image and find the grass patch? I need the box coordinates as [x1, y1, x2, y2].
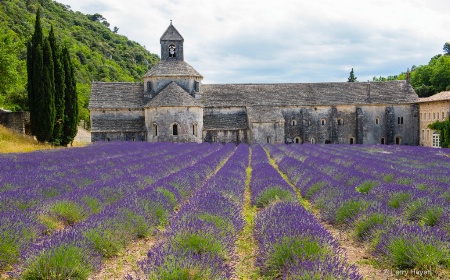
[255, 187, 293, 208]
[51, 201, 87, 226]
[354, 213, 386, 241]
[355, 181, 377, 194]
[197, 213, 234, 234]
[0, 125, 53, 153]
[388, 192, 410, 209]
[263, 236, 330, 278]
[383, 174, 394, 183]
[305, 182, 325, 200]
[335, 199, 366, 224]
[82, 196, 102, 214]
[385, 236, 449, 270]
[22, 244, 93, 279]
[147, 254, 215, 280]
[172, 231, 227, 259]
[157, 187, 177, 206]
[236, 163, 260, 280]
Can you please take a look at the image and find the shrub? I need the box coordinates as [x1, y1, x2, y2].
[263, 236, 330, 278]
[334, 200, 366, 224]
[378, 224, 450, 270]
[51, 201, 87, 226]
[84, 226, 130, 257]
[355, 181, 377, 194]
[255, 187, 294, 208]
[82, 196, 101, 214]
[353, 213, 385, 241]
[421, 206, 443, 227]
[22, 244, 93, 279]
[172, 231, 227, 260]
[388, 192, 410, 209]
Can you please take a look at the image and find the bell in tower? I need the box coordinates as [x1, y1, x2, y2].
[160, 21, 184, 61]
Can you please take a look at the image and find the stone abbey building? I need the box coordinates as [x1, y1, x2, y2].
[89, 23, 420, 145]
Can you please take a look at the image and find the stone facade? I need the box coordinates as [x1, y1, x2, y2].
[0, 110, 31, 135]
[418, 91, 450, 147]
[89, 23, 421, 145]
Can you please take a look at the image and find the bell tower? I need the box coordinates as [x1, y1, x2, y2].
[160, 21, 184, 61]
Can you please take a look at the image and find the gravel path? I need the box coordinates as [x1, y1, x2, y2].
[73, 126, 91, 143]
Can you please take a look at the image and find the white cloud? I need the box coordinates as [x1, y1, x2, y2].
[62, 0, 450, 83]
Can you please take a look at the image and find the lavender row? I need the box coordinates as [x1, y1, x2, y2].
[250, 145, 296, 207]
[0, 142, 228, 274]
[250, 145, 361, 279]
[138, 144, 249, 279]
[270, 144, 450, 272]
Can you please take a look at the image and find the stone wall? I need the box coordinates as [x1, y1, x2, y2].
[0, 111, 30, 134]
[90, 109, 146, 142]
[250, 121, 285, 144]
[145, 106, 203, 143]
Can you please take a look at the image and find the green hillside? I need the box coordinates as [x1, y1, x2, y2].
[0, 0, 159, 126]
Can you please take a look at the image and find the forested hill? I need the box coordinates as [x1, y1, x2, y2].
[0, 0, 159, 124]
[372, 43, 450, 98]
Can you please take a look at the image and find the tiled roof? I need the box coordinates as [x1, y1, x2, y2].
[89, 82, 144, 109]
[160, 23, 183, 41]
[202, 81, 418, 107]
[203, 112, 248, 130]
[91, 117, 145, 132]
[418, 91, 450, 102]
[145, 82, 202, 107]
[247, 106, 284, 123]
[143, 60, 203, 78]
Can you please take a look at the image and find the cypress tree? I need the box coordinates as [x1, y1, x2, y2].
[27, 8, 44, 138]
[49, 25, 65, 145]
[36, 37, 55, 142]
[61, 47, 78, 146]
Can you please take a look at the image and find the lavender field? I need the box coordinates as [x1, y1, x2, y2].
[0, 142, 449, 279]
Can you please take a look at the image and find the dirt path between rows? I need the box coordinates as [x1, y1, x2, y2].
[88, 237, 154, 280]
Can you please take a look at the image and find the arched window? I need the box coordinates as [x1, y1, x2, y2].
[381, 137, 385, 144]
[321, 118, 326, 126]
[267, 136, 271, 143]
[153, 123, 158, 136]
[294, 137, 301, 144]
[172, 124, 178, 136]
[310, 138, 316, 144]
[375, 117, 380, 125]
[396, 136, 401, 145]
[169, 44, 176, 58]
[193, 122, 198, 136]
[349, 138, 354, 145]
[337, 118, 344, 125]
[106, 137, 110, 142]
[291, 120, 297, 126]
[147, 81, 152, 92]
[132, 137, 135, 142]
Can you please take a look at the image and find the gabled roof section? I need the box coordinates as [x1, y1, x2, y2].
[160, 22, 184, 42]
[247, 106, 284, 123]
[145, 82, 201, 107]
[202, 81, 418, 107]
[203, 112, 248, 130]
[89, 82, 144, 109]
[143, 60, 203, 78]
[418, 91, 450, 102]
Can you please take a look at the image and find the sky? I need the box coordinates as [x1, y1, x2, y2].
[61, 0, 450, 84]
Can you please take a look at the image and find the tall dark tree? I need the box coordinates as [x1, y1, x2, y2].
[27, 8, 45, 139]
[348, 68, 357, 82]
[49, 25, 65, 145]
[36, 37, 55, 142]
[61, 47, 78, 146]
